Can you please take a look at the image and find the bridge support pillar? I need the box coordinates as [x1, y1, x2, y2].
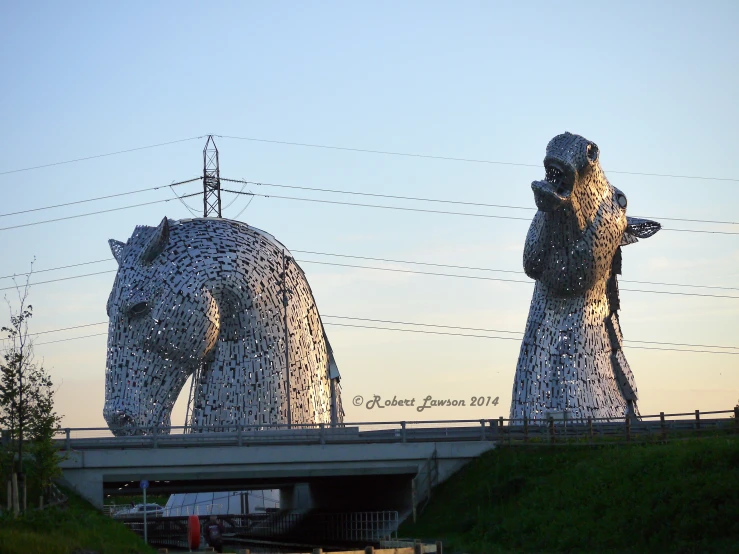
[279, 483, 314, 511]
[59, 471, 104, 509]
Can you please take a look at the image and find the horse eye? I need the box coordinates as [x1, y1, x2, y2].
[128, 302, 150, 317]
[586, 143, 599, 163]
[617, 194, 627, 208]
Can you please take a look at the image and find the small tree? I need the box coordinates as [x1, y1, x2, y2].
[0, 279, 35, 479]
[0, 266, 63, 510]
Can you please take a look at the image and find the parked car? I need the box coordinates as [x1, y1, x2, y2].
[114, 503, 164, 518]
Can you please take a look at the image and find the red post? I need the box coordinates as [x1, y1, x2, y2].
[187, 514, 200, 550]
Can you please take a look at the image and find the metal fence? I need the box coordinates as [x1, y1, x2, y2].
[105, 503, 224, 518]
[490, 408, 739, 445]
[119, 510, 399, 549]
[308, 511, 399, 542]
[48, 407, 739, 450]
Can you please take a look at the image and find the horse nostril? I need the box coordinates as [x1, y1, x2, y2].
[128, 302, 150, 317]
[108, 411, 137, 436]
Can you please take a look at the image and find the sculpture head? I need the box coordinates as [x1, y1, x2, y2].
[532, 132, 605, 216]
[524, 132, 660, 296]
[103, 217, 220, 435]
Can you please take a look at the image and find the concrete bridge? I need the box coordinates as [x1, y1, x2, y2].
[57, 422, 497, 515]
[58, 411, 734, 515]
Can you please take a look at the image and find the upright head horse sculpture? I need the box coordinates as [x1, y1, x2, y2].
[103, 217, 342, 435]
[510, 132, 660, 421]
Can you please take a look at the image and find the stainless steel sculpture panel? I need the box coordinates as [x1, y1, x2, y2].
[103, 217, 342, 435]
[510, 132, 660, 421]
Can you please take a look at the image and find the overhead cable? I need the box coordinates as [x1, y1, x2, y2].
[221, 178, 739, 226]
[22, 315, 739, 352]
[2, 251, 736, 298]
[221, 189, 739, 235]
[0, 137, 204, 176]
[322, 322, 739, 355]
[217, 135, 739, 183]
[0, 178, 200, 219]
[0, 192, 202, 232]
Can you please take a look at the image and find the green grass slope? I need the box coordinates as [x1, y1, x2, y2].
[401, 437, 739, 553]
[0, 488, 156, 554]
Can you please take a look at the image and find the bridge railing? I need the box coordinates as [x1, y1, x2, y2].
[48, 407, 739, 449]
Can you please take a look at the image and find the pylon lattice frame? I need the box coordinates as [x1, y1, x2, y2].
[202, 135, 221, 218]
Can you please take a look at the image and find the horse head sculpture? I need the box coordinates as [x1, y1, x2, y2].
[103, 217, 342, 435]
[511, 132, 660, 421]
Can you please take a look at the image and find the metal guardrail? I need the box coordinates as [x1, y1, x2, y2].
[105, 503, 224, 518]
[50, 408, 739, 450]
[121, 510, 399, 549]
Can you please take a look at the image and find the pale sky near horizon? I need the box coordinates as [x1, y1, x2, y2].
[1, 1, 737, 429]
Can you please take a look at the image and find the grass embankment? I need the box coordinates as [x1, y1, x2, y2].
[0, 488, 157, 554]
[401, 436, 739, 553]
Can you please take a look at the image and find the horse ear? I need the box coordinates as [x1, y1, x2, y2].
[621, 217, 661, 246]
[140, 217, 170, 263]
[109, 240, 126, 264]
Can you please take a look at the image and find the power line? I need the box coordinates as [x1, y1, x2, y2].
[322, 322, 739, 355]
[34, 332, 107, 346]
[14, 321, 107, 339]
[0, 322, 108, 343]
[0, 258, 111, 281]
[222, 189, 739, 235]
[221, 179, 249, 211]
[2, 177, 735, 233]
[297, 259, 739, 299]
[221, 177, 535, 212]
[224, 190, 550, 222]
[33, 324, 739, 355]
[0, 177, 200, 219]
[0, 137, 204, 176]
[293, 250, 524, 274]
[0, 271, 116, 292]
[0, 192, 202, 232]
[34, 322, 739, 355]
[657, 227, 739, 235]
[22, 314, 739, 352]
[301, 259, 530, 283]
[218, 135, 739, 183]
[28, 321, 739, 354]
[2, 132, 734, 184]
[11, 256, 732, 300]
[222, 178, 739, 226]
[292, 250, 739, 292]
[2, 250, 736, 297]
[168, 184, 200, 217]
[321, 315, 739, 350]
[31, 321, 107, 337]
[231, 194, 255, 220]
[323, 315, 523, 335]
[325, 322, 522, 341]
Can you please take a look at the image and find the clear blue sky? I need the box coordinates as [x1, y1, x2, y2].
[1, 1, 737, 428]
